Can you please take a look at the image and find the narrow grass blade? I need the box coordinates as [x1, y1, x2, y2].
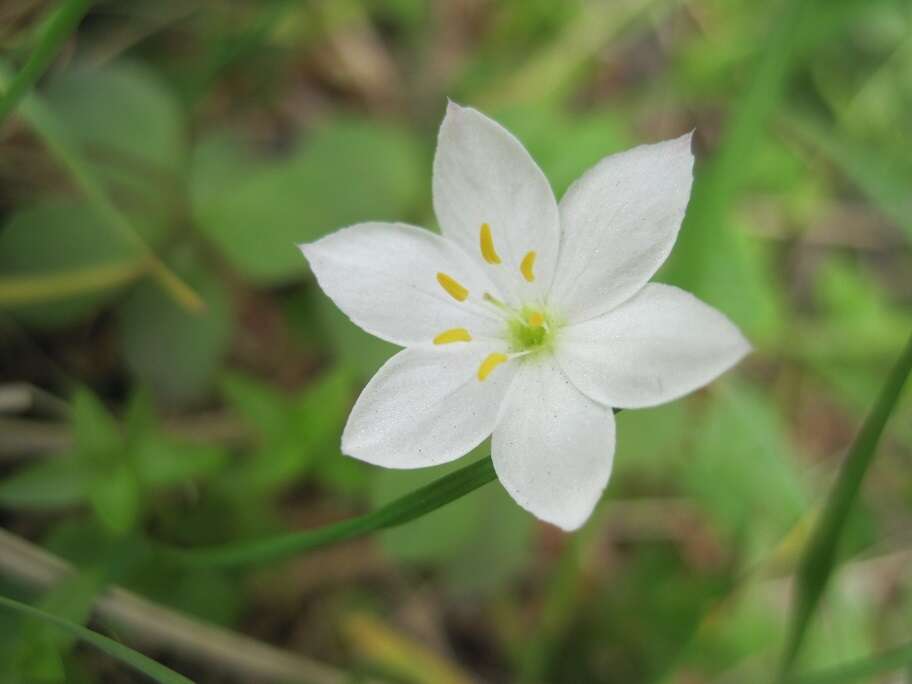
[0, 594, 193, 684]
[784, 641, 912, 684]
[0, 0, 92, 126]
[779, 330, 912, 674]
[168, 455, 498, 567]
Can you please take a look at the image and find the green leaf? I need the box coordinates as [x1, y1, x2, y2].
[42, 60, 186, 239]
[133, 438, 226, 489]
[785, 641, 912, 684]
[89, 463, 141, 536]
[190, 119, 424, 284]
[0, 458, 97, 510]
[0, 199, 142, 327]
[119, 258, 233, 404]
[71, 389, 121, 458]
[0, 594, 194, 684]
[219, 368, 354, 496]
[779, 331, 912, 674]
[44, 61, 185, 176]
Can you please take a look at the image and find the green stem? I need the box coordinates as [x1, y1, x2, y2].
[0, 0, 93, 126]
[167, 455, 498, 567]
[779, 330, 912, 675]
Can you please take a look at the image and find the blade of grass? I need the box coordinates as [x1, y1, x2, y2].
[0, 0, 92, 126]
[167, 455, 498, 567]
[0, 594, 193, 684]
[0, 260, 145, 305]
[784, 640, 912, 684]
[779, 330, 912, 675]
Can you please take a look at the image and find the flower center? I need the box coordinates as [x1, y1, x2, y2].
[509, 308, 553, 353]
[431, 223, 556, 381]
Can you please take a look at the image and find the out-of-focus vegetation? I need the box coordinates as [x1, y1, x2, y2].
[0, 0, 910, 682]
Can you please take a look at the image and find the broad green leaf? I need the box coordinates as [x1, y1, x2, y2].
[120, 258, 233, 404]
[190, 119, 424, 284]
[0, 199, 142, 327]
[0, 594, 193, 684]
[43, 60, 185, 234]
[44, 61, 184, 173]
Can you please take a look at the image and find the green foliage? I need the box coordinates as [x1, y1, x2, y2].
[780, 332, 912, 674]
[5, 572, 102, 684]
[0, 0, 910, 681]
[0, 595, 194, 684]
[119, 255, 233, 404]
[0, 390, 226, 535]
[373, 445, 533, 592]
[0, 199, 142, 326]
[190, 119, 425, 284]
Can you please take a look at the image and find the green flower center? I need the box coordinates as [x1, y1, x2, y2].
[509, 308, 554, 353]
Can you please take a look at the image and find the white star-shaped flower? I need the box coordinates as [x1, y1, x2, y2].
[299, 103, 750, 531]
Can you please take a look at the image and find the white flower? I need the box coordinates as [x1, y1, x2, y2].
[299, 103, 750, 531]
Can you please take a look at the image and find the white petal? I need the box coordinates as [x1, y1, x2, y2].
[555, 283, 751, 409]
[343, 344, 517, 469]
[433, 102, 560, 302]
[550, 133, 695, 322]
[492, 357, 615, 531]
[300, 222, 504, 347]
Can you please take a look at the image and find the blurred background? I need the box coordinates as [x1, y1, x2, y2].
[0, 0, 910, 682]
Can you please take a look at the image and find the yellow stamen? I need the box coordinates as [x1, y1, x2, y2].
[436, 272, 468, 301]
[479, 223, 502, 264]
[526, 311, 545, 328]
[433, 328, 472, 345]
[520, 251, 537, 282]
[477, 352, 509, 381]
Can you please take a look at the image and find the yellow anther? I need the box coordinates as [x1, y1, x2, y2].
[479, 223, 502, 264]
[436, 272, 468, 301]
[526, 311, 545, 328]
[520, 251, 537, 282]
[433, 328, 472, 345]
[477, 352, 509, 381]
